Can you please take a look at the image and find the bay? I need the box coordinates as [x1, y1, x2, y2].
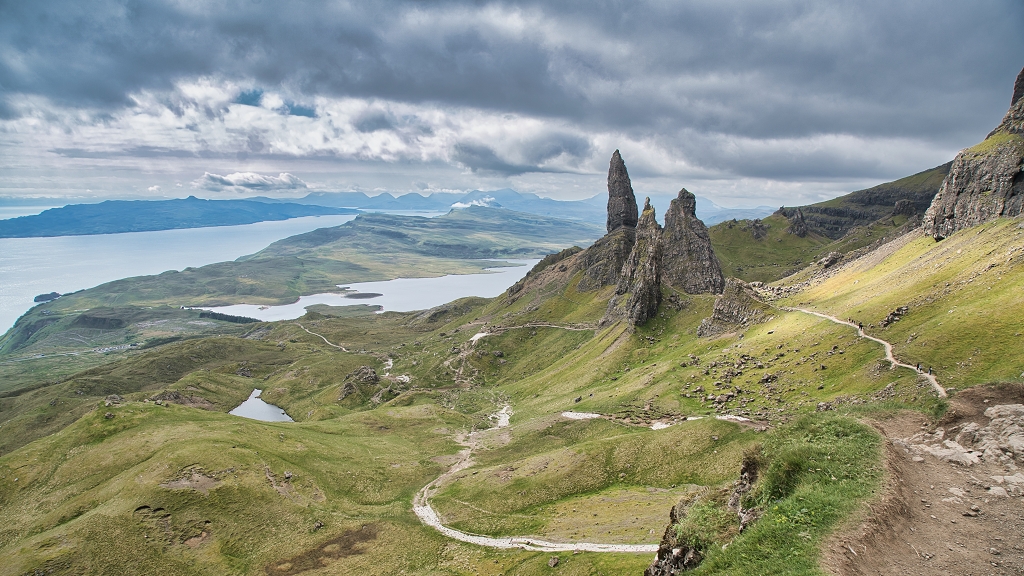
[0, 214, 359, 333]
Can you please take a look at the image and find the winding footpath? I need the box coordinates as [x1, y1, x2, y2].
[784, 307, 946, 398]
[294, 323, 349, 352]
[412, 406, 659, 554]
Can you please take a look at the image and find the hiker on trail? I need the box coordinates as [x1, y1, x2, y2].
[917, 363, 921, 371]
[928, 367, 932, 375]
[858, 322, 863, 330]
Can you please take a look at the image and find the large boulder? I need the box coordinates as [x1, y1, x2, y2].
[924, 66, 1024, 240]
[661, 188, 725, 294]
[606, 198, 662, 326]
[606, 150, 639, 233]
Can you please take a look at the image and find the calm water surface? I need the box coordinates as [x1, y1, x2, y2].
[0, 214, 358, 333]
[203, 259, 540, 321]
[229, 389, 294, 422]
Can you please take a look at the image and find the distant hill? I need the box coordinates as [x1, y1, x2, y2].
[0, 196, 358, 238]
[777, 163, 952, 239]
[255, 188, 773, 226]
[708, 162, 952, 283]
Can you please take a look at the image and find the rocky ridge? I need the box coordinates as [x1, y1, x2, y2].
[924, 66, 1024, 240]
[696, 279, 774, 337]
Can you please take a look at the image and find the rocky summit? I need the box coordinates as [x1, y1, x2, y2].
[924, 66, 1024, 240]
[606, 198, 663, 326]
[606, 149, 639, 233]
[661, 188, 725, 294]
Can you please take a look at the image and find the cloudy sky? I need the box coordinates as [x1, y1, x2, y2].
[1, 1, 1021, 207]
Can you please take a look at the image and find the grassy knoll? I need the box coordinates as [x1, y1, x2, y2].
[785, 217, 1024, 390]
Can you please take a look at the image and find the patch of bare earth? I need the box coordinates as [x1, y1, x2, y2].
[823, 384, 1024, 576]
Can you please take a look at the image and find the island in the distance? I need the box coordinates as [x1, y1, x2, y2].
[0, 196, 359, 238]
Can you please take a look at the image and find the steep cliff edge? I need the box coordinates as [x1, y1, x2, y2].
[924, 66, 1024, 240]
[662, 188, 726, 294]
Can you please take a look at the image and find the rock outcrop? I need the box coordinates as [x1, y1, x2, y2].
[661, 188, 725, 294]
[606, 150, 639, 233]
[924, 66, 1024, 240]
[786, 207, 809, 237]
[605, 198, 662, 326]
[575, 227, 636, 291]
[697, 279, 773, 337]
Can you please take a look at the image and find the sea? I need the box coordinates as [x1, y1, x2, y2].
[0, 209, 537, 335]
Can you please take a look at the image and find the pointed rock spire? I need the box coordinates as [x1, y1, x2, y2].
[606, 150, 639, 233]
[661, 188, 725, 294]
[606, 197, 662, 326]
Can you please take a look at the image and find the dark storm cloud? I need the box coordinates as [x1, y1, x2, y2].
[1, 0, 1022, 186]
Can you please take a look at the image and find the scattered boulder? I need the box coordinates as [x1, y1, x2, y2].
[605, 198, 663, 326]
[879, 306, 909, 328]
[606, 150, 639, 233]
[817, 251, 843, 268]
[548, 556, 560, 568]
[661, 188, 725, 294]
[924, 66, 1024, 240]
[104, 412, 115, 419]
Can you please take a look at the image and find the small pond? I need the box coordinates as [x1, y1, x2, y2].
[229, 389, 294, 422]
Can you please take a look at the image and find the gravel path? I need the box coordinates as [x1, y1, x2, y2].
[413, 405, 659, 553]
[294, 323, 349, 352]
[785, 307, 946, 397]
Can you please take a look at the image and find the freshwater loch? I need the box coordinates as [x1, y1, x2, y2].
[202, 259, 540, 321]
[229, 389, 294, 422]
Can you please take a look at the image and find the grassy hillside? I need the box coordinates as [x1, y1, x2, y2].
[1, 210, 1022, 573]
[708, 163, 949, 283]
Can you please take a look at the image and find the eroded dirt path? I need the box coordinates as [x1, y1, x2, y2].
[412, 405, 659, 553]
[823, 384, 1024, 575]
[786, 307, 946, 398]
[294, 323, 349, 352]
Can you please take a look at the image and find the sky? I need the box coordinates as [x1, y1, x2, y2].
[1, 1, 1021, 207]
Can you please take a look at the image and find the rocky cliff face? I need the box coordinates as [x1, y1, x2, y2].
[661, 188, 725, 294]
[606, 150, 639, 233]
[924, 66, 1024, 240]
[605, 198, 662, 326]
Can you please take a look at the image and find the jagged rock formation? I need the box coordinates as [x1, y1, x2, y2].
[924, 66, 1024, 240]
[575, 227, 636, 291]
[785, 207, 809, 237]
[606, 150, 639, 233]
[697, 279, 773, 337]
[605, 199, 662, 326]
[893, 199, 916, 217]
[661, 188, 725, 294]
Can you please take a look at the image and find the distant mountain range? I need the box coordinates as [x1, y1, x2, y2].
[252, 188, 775, 226]
[0, 189, 774, 238]
[0, 196, 357, 238]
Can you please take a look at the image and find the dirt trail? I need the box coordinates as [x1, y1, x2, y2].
[823, 384, 1024, 575]
[786, 307, 946, 398]
[412, 405, 659, 553]
[294, 323, 349, 352]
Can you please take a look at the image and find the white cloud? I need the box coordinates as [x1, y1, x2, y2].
[147, 185, 160, 192]
[451, 196, 497, 208]
[193, 171, 308, 192]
